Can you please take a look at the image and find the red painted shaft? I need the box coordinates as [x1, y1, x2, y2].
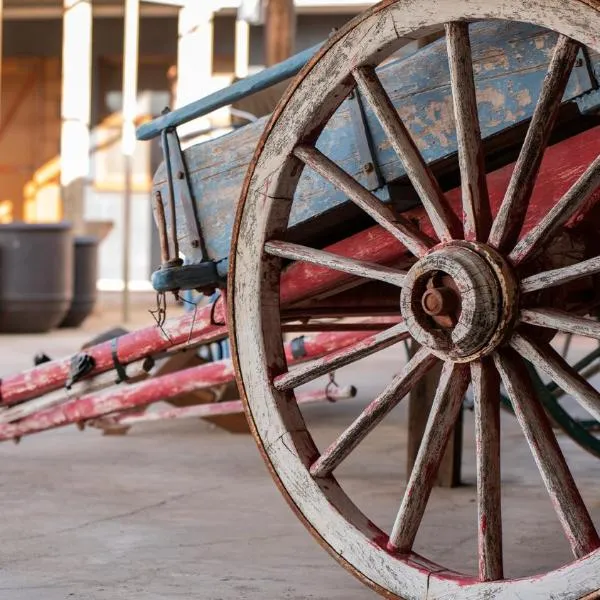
[0, 330, 372, 441]
[94, 385, 357, 427]
[0, 360, 236, 441]
[0, 303, 227, 406]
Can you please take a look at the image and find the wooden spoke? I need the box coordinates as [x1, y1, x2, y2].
[494, 349, 600, 558]
[510, 154, 600, 264]
[521, 308, 600, 341]
[309, 347, 438, 478]
[471, 359, 503, 581]
[274, 321, 410, 391]
[293, 145, 433, 257]
[521, 255, 600, 293]
[388, 361, 470, 553]
[352, 66, 461, 242]
[488, 36, 580, 252]
[511, 332, 600, 422]
[264, 240, 406, 287]
[446, 22, 492, 242]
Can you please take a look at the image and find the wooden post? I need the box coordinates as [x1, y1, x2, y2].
[406, 342, 463, 488]
[60, 0, 92, 234]
[121, 0, 140, 323]
[265, 0, 295, 67]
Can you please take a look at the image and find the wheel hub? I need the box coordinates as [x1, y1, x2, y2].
[400, 242, 518, 362]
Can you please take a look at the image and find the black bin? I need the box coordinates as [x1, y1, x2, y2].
[60, 235, 99, 328]
[0, 222, 73, 333]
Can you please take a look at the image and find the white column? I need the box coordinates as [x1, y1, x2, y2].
[60, 0, 92, 234]
[235, 19, 250, 79]
[176, 3, 214, 138]
[121, 0, 140, 323]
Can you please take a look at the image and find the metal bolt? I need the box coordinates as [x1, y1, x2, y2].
[364, 162, 374, 173]
[421, 286, 457, 317]
[575, 58, 584, 68]
[191, 240, 200, 248]
[422, 289, 445, 316]
[176, 171, 185, 180]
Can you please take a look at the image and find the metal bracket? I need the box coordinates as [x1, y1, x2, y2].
[150, 115, 224, 295]
[347, 87, 384, 192]
[161, 124, 207, 262]
[151, 262, 224, 294]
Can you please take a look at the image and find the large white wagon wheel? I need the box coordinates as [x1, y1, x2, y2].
[229, 1, 600, 597]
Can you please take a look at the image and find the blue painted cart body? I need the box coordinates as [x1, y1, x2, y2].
[139, 21, 600, 293]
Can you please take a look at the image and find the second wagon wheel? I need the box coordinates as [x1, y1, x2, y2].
[229, 1, 600, 597]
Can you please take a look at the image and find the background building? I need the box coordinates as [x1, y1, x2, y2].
[0, 0, 375, 290]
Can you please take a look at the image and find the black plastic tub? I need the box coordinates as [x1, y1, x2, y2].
[0, 222, 73, 333]
[60, 235, 99, 328]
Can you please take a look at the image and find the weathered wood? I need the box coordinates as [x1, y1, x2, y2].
[353, 65, 460, 243]
[230, 1, 600, 595]
[521, 308, 600, 340]
[0, 359, 150, 424]
[494, 349, 600, 558]
[471, 358, 503, 581]
[92, 385, 356, 430]
[157, 21, 596, 267]
[521, 255, 600, 293]
[511, 332, 600, 422]
[445, 22, 491, 242]
[388, 361, 470, 553]
[510, 154, 600, 264]
[310, 347, 438, 478]
[265, 240, 406, 287]
[0, 360, 237, 441]
[293, 145, 432, 257]
[275, 322, 409, 391]
[406, 357, 463, 488]
[488, 36, 580, 252]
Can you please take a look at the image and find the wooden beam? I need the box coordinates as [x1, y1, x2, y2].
[265, 0, 296, 67]
[60, 0, 92, 234]
[406, 342, 463, 488]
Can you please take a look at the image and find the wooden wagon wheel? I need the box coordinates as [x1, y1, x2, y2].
[229, 1, 600, 597]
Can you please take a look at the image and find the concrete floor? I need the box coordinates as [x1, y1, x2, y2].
[0, 304, 599, 599]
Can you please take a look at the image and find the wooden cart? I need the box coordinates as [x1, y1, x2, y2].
[3, 1, 600, 597]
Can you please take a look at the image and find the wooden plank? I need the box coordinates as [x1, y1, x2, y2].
[406, 353, 463, 489]
[389, 361, 470, 552]
[264, 240, 407, 287]
[511, 332, 600, 422]
[445, 22, 491, 241]
[310, 347, 438, 478]
[488, 36, 580, 251]
[521, 255, 600, 293]
[275, 322, 409, 391]
[510, 155, 600, 264]
[494, 349, 599, 558]
[154, 21, 597, 265]
[293, 145, 433, 257]
[471, 358, 503, 581]
[353, 65, 460, 242]
[520, 308, 600, 340]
